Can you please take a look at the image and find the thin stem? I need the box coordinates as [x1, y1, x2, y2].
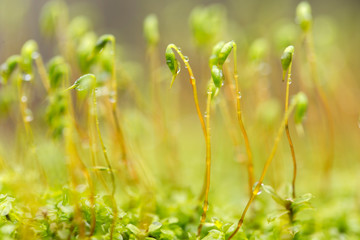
[232, 43, 254, 195]
[33, 54, 50, 92]
[284, 62, 297, 199]
[305, 32, 335, 189]
[228, 99, 298, 240]
[92, 88, 117, 240]
[17, 75, 48, 186]
[197, 90, 212, 236]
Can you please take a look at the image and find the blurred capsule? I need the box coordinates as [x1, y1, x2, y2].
[189, 4, 226, 49]
[39, 0, 68, 37]
[211, 65, 223, 88]
[296, 2, 312, 33]
[93, 34, 115, 56]
[248, 38, 269, 62]
[47, 56, 69, 90]
[143, 14, 159, 47]
[0, 55, 21, 84]
[20, 40, 39, 81]
[294, 92, 308, 124]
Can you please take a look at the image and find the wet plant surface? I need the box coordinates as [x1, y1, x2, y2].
[0, 0, 359, 239]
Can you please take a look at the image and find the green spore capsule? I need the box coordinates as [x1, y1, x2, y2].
[294, 92, 308, 124]
[281, 45, 295, 81]
[165, 45, 180, 87]
[47, 56, 69, 90]
[211, 65, 223, 88]
[248, 38, 269, 62]
[68, 73, 96, 92]
[93, 34, 115, 56]
[0, 55, 21, 84]
[67, 16, 92, 43]
[296, 2, 312, 32]
[209, 41, 224, 67]
[218, 41, 234, 66]
[39, 0, 68, 37]
[207, 80, 219, 99]
[21, 40, 39, 81]
[144, 14, 159, 47]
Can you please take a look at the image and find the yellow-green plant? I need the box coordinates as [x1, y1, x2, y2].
[281, 45, 297, 198]
[228, 92, 309, 239]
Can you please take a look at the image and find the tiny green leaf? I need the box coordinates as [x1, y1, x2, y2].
[281, 45, 295, 81]
[262, 184, 286, 206]
[144, 14, 159, 47]
[211, 65, 223, 88]
[218, 41, 234, 66]
[296, 1, 312, 33]
[294, 92, 308, 124]
[267, 209, 290, 223]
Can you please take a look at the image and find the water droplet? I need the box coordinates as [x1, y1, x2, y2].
[22, 74, 32, 82]
[176, 65, 181, 74]
[237, 91, 242, 99]
[24, 109, 33, 122]
[21, 96, 28, 103]
[288, 81, 292, 85]
[184, 56, 189, 62]
[252, 182, 263, 195]
[32, 52, 39, 59]
[204, 112, 208, 118]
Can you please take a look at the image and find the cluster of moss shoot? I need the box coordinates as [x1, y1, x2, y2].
[0, 0, 340, 239]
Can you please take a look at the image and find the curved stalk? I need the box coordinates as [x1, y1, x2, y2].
[305, 33, 335, 187]
[231, 43, 255, 195]
[228, 98, 298, 239]
[167, 44, 207, 139]
[197, 89, 212, 236]
[284, 62, 297, 198]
